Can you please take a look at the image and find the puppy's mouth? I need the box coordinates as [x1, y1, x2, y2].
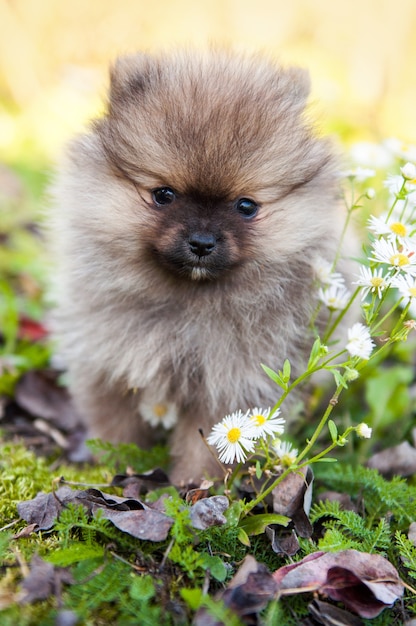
[153, 231, 233, 281]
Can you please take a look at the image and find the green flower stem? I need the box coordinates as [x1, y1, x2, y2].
[323, 286, 361, 343]
[386, 179, 408, 222]
[242, 466, 293, 514]
[371, 296, 404, 332]
[243, 383, 345, 515]
[295, 383, 344, 465]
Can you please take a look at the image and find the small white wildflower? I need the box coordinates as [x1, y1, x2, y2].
[342, 167, 376, 182]
[366, 188, 376, 199]
[370, 239, 416, 275]
[273, 439, 298, 467]
[207, 410, 256, 465]
[354, 266, 390, 300]
[350, 141, 393, 168]
[401, 162, 416, 182]
[313, 257, 345, 287]
[318, 284, 351, 310]
[356, 423, 372, 439]
[390, 273, 416, 300]
[140, 399, 178, 429]
[384, 174, 405, 196]
[384, 138, 416, 163]
[346, 323, 375, 360]
[248, 407, 285, 440]
[368, 214, 413, 244]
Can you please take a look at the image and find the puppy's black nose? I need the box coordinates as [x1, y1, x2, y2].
[188, 233, 216, 257]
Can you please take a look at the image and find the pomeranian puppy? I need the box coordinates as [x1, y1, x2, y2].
[50, 50, 348, 484]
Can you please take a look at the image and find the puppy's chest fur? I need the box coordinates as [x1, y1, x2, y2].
[63, 264, 315, 419]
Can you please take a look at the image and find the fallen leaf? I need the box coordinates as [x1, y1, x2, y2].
[111, 468, 170, 498]
[307, 599, 364, 625]
[190, 496, 229, 530]
[265, 526, 300, 556]
[194, 556, 277, 625]
[273, 549, 404, 618]
[15, 370, 81, 431]
[17, 486, 82, 530]
[272, 466, 314, 538]
[17, 485, 174, 541]
[17, 315, 48, 341]
[367, 441, 416, 478]
[99, 507, 173, 541]
[18, 555, 73, 604]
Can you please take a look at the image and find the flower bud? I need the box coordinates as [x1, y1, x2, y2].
[356, 423, 372, 439]
[400, 162, 416, 181]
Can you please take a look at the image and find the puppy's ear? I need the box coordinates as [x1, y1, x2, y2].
[108, 54, 151, 108]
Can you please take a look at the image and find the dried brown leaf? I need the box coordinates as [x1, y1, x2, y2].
[189, 496, 229, 530]
[99, 507, 173, 541]
[272, 466, 313, 538]
[273, 549, 404, 618]
[17, 486, 82, 530]
[18, 555, 73, 604]
[367, 441, 416, 478]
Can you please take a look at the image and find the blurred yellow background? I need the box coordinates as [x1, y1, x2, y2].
[1, 0, 416, 166]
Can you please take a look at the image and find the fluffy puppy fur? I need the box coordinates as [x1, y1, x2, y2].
[50, 50, 346, 484]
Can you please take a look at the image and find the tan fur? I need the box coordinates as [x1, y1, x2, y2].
[49, 50, 347, 484]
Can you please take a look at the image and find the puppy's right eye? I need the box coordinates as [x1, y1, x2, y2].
[152, 187, 176, 206]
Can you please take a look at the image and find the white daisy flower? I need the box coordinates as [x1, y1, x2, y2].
[346, 323, 375, 360]
[384, 174, 405, 196]
[356, 423, 372, 439]
[313, 257, 345, 288]
[384, 138, 416, 163]
[354, 266, 390, 300]
[318, 284, 351, 310]
[370, 239, 416, 275]
[273, 439, 298, 467]
[248, 407, 285, 440]
[368, 214, 413, 244]
[342, 167, 376, 182]
[390, 273, 416, 300]
[350, 141, 393, 169]
[139, 399, 178, 429]
[207, 410, 256, 465]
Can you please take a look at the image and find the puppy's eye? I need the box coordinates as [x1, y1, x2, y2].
[235, 198, 259, 219]
[152, 187, 176, 206]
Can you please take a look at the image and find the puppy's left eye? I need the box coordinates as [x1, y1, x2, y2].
[235, 198, 259, 219]
[152, 187, 176, 206]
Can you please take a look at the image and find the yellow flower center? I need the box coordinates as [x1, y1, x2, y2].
[153, 403, 167, 418]
[390, 222, 407, 237]
[390, 253, 410, 267]
[410, 287, 416, 297]
[251, 414, 266, 426]
[227, 427, 241, 443]
[370, 277, 384, 288]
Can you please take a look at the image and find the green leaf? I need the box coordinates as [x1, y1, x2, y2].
[130, 575, 156, 602]
[282, 359, 291, 382]
[200, 554, 227, 582]
[224, 500, 244, 527]
[261, 364, 287, 390]
[307, 337, 322, 368]
[328, 420, 338, 443]
[239, 513, 290, 536]
[45, 543, 105, 566]
[237, 527, 251, 546]
[255, 460, 262, 479]
[180, 587, 203, 610]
